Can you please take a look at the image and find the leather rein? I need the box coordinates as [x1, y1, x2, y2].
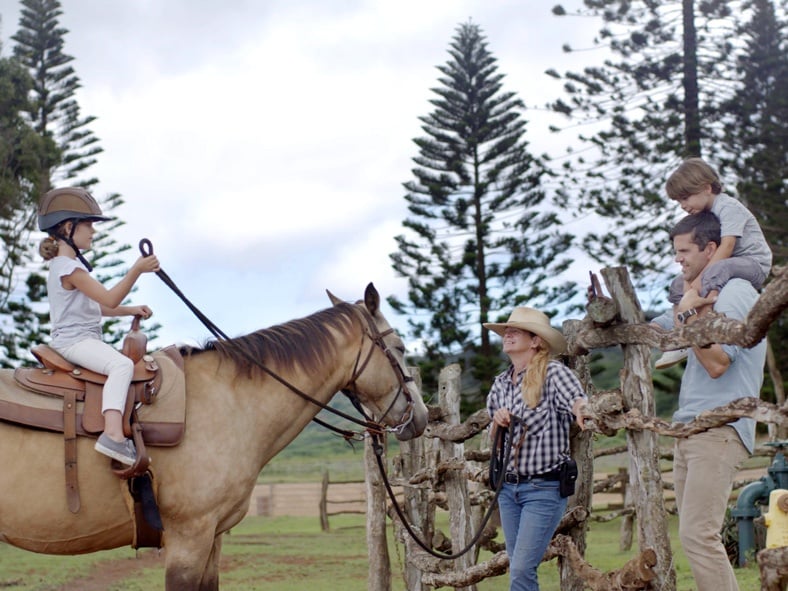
[139, 239, 417, 440]
[370, 418, 523, 560]
[141, 238, 504, 560]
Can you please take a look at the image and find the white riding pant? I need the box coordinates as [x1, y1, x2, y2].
[56, 338, 134, 414]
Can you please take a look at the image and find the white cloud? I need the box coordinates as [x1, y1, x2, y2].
[1, 0, 615, 348]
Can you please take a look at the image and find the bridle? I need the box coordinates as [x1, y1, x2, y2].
[340, 305, 418, 438]
[141, 238, 417, 439]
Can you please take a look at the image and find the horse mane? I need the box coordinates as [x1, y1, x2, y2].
[185, 302, 361, 377]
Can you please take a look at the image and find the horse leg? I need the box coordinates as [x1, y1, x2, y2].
[197, 534, 223, 591]
[164, 526, 219, 591]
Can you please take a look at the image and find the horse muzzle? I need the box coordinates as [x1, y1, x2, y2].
[391, 398, 428, 441]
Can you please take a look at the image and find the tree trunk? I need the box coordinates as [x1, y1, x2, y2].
[682, 0, 702, 156]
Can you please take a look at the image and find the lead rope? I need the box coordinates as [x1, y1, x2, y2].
[372, 416, 525, 560]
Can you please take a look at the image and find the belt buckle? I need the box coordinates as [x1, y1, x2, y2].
[505, 472, 520, 484]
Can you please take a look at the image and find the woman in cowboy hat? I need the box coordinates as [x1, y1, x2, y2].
[484, 306, 590, 591]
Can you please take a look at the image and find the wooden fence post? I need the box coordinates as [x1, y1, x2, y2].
[398, 367, 433, 591]
[439, 364, 477, 591]
[618, 467, 633, 552]
[320, 471, 329, 531]
[366, 434, 391, 591]
[602, 267, 676, 590]
[559, 353, 596, 591]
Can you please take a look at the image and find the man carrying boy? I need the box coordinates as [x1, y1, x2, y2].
[655, 157, 771, 369]
[652, 211, 766, 591]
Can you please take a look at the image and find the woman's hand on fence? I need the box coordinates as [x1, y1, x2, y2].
[573, 399, 595, 430]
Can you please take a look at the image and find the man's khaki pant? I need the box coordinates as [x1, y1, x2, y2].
[673, 426, 749, 591]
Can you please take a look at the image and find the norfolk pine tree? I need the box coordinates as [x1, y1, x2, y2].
[718, 0, 788, 400]
[10, 0, 152, 357]
[549, 0, 787, 386]
[389, 22, 576, 406]
[719, 0, 787, 264]
[548, 0, 746, 296]
[0, 36, 58, 366]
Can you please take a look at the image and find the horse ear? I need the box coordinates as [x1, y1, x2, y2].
[364, 283, 380, 316]
[326, 289, 344, 307]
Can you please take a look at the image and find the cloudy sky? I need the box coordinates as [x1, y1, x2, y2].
[1, 0, 615, 348]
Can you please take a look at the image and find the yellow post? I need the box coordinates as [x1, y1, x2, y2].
[764, 489, 788, 549]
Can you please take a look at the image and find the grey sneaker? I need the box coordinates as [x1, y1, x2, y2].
[95, 433, 136, 466]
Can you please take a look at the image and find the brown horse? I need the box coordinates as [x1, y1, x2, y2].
[0, 283, 427, 590]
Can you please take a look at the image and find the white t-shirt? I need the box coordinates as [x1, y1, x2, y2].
[47, 256, 102, 349]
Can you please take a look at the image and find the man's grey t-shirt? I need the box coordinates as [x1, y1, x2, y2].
[653, 278, 766, 453]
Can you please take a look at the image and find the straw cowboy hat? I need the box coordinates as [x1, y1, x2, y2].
[483, 307, 567, 355]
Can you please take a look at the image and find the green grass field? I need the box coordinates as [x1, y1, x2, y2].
[0, 513, 762, 590]
[0, 424, 770, 590]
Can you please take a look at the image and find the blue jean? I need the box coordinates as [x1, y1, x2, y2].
[498, 479, 567, 591]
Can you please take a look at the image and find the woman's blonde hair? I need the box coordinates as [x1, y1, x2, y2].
[522, 341, 551, 408]
[39, 236, 60, 261]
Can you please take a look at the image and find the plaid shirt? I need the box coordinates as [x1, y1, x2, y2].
[486, 360, 587, 476]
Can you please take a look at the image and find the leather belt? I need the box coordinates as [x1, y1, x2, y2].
[504, 468, 561, 484]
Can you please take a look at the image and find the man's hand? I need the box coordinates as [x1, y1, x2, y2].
[678, 288, 715, 314]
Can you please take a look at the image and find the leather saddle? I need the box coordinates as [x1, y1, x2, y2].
[17, 344, 161, 436]
[5, 317, 185, 517]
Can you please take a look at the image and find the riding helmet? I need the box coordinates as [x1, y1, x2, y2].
[38, 187, 111, 232]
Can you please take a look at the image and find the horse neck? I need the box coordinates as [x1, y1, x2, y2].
[210, 318, 367, 419]
[225, 322, 367, 465]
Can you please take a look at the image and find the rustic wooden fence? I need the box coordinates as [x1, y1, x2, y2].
[356, 264, 788, 591]
[318, 473, 366, 530]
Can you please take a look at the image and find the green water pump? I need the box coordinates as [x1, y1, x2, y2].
[730, 441, 788, 566]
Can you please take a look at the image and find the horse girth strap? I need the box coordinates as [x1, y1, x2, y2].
[64, 390, 80, 513]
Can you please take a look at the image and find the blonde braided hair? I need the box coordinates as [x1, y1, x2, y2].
[521, 343, 551, 408]
[39, 236, 60, 261]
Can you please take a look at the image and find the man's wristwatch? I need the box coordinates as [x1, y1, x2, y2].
[677, 308, 698, 324]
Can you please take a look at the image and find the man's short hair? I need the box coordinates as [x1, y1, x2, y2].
[669, 211, 721, 250]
